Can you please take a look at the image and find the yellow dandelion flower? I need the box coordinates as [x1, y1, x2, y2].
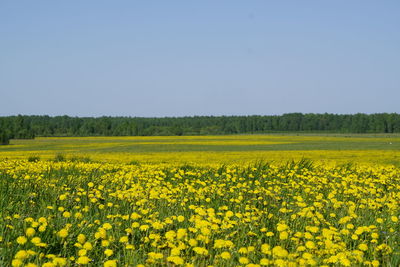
[119, 236, 129, 243]
[76, 256, 91, 264]
[16, 236, 27, 245]
[103, 223, 112, 230]
[104, 260, 117, 267]
[305, 241, 316, 249]
[266, 232, 274, 237]
[371, 260, 380, 267]
[104, 249, 113, 257]
[31, 237, 41, 245]
[25, 228, 35, 237]
[11, 259, 23, 267]
[58, 229, 68, 238]
[14, 250, 29, 260]
[167, 256, 184, 265]
[83, 242, 93, 250]
[239, 257, 249, 264]
[279, 231, 289, 240]
[220, 251, 231, 259]
[272, 246, 288, 258]
[358, 243, 368, 251]
[77, 234, 86, 244]
[261, 244, 271, 254]
[78, 249, 87, 256]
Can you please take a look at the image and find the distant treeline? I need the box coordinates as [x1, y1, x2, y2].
[1, 113, 400, 144]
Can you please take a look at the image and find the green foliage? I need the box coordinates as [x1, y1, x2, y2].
[27, 155, 40, 162]
[69, 155, 91, 163]
[285, 158, 314, 171]
[0, 131, 9, 145]
[53, 153, 66, 162]
[1, 113, 400, 139]
[128, 160, 141, 166]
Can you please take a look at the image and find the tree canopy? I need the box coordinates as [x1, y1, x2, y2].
[0, 113, 400, 144]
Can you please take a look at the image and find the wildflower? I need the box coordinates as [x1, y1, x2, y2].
[371, 260, 380, 267]
[53, 257, 67, 266]
[167, 256, 184, 265]
[31, 237, 41, 245]
[266, 232, 274, 237]
[220, 252, 231, 259]
[272, 246, 288, 258]
[238, 247, 248, 254]
[165, 230, 176, 240]
[279, 231, 288, 240]
[58, 229, 68, 238]
[261, 244, 271, 254]
[14, 250, 29, 260]
[119, 236, 129, 243]
[177, 228, 187, 239]
[103, 223, 112, 230]
[358, 243, 368, 251]
[260, 258, 271, 266]
[11, 259, 23, 267]
[16, 236, 27, 245]
[193, 247, 208, 255]
[148, 252, 163, 259]
[239, 257, 249, 264]
[305, 241, 316, 249]
[188, 239, 198, 246]
[77, 234, 86, 244]
[104, 260, 117, 267]
[277, 223, 288, 232]
[26, 228, 36, 237]
[76, 256, 91, 264]
[139, 225, 149, 231]
[83, 242, 93, 250]
[104, 249, 113, 257]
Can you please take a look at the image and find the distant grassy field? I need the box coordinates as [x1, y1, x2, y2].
[1, 134, 399, 165]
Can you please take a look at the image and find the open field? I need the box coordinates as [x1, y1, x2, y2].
[1, 159, 400, 266]
[1, 134, 400, 266]
[0, 134, 400, 165]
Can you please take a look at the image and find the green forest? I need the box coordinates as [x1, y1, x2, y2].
[1, 113, 400, 144]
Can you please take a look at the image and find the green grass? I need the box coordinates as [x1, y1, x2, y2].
[1, 134, 400, 154]
[1, 134, 400, 166]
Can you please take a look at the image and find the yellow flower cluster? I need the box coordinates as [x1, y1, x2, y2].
[0, 159, 399, 266]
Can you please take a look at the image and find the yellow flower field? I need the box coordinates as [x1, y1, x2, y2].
[0, 157, 399, 266]
[1, 134, 400, 165]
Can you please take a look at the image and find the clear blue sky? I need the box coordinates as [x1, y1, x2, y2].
[1, 1, 399, 117]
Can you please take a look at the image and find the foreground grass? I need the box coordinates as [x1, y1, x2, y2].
[0, 159, 399, 266]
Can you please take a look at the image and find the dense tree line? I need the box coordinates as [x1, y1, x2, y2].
[1, 113, 400, 144]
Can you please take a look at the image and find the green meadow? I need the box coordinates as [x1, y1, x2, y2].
[1, 134, 399, 165]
